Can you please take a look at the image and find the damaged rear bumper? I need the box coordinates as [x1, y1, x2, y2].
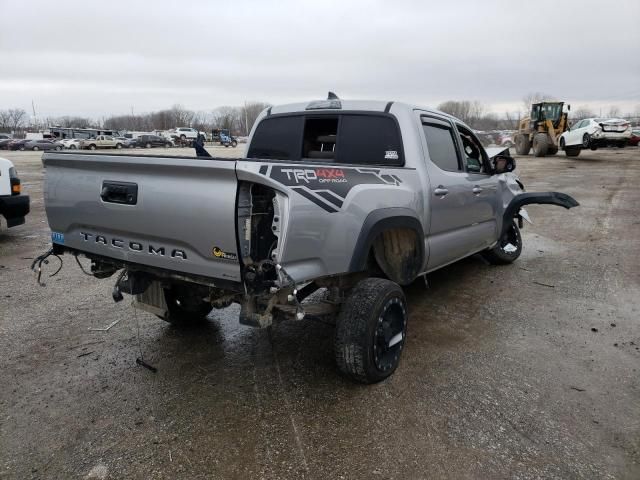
[501, 192, 579, 237]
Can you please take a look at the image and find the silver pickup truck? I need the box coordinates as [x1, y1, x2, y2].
[41, 96, 578, 383]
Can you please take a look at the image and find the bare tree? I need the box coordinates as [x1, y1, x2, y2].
[170, 104, 195, 127]
[238, 101, 271, 135]
[212, 106, 240, 132]
[572, 106, 596, 121]
[607, 105, 621, 118]
[0, 110, 11, 131]
[522, 92, 556, 114]
[7, 108, 27, 131]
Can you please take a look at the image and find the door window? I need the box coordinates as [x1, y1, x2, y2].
[421, 121, 461, 172]
[455, 124, 489, 174]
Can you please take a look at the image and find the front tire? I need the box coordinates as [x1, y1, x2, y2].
[32, 146, 39, 151]
[582, 133, 591, 149]
[145, 142, 151, 148]
[335, 278, 408, 384]
[532, 133, 549, 157]
[116, 143, 123, 149]
[481, 221, 522, 265]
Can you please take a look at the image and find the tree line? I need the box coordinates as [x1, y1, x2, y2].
[1, 95, 638, 135]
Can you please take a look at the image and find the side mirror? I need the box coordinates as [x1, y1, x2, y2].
[493, 154, 515, 174]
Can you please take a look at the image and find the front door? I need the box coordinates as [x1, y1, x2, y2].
[419, 114, 485, 270]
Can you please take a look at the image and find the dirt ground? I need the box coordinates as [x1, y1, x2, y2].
[1, 145, 638, 480]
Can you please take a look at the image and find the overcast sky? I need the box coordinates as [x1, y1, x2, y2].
[0, 0, 638, 119]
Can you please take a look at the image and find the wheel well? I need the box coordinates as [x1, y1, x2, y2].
[349, 209, 424, 286]
[370, 227, 421, 286]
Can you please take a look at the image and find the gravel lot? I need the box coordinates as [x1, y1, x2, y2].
[1, 146, 638, 479]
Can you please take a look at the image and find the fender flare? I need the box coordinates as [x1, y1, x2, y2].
[502, 192, 579, 238]
[349, 207, 425, 277]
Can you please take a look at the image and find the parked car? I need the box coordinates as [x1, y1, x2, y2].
[114, 137, 135, 148]
[41, 97, 579, 384]
[0, 156, 29, 228]
[7, 139, 29, 151]
[135, 134, 174, 148]
[24, 139, 63, 151]
[80, 135, 124, 150]
[60, 138, 82, 150]
[627, 129, 640, 147]
[0, 138, 12, 150]
[560, 118, 632, 156]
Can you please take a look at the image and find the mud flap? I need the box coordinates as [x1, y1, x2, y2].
[501, 192, 579, 238]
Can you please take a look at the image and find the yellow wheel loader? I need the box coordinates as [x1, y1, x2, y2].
[514, 102, 570, 157]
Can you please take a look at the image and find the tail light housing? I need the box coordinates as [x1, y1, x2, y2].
[9, 166, 20, 195]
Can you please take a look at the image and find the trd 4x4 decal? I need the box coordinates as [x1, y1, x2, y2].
[261, 165, 402, 213]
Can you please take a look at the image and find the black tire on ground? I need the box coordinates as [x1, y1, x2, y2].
[89, 144, 96, 150]
[547, 146, 558, 155]
[481, 221, 522, 265]
[180, 135, 186, 140]
[617, 142, 626, 148]
[70, 144, 77, 149]
[19, 146, 25, 151]
[335, 277, 408, 384]
[565, 147, 581, 157]
[514, 134, 531, 155]
[224, 144, 229, 148]
[160, 287, 213, 326]
[231, 140, 238, 148]
[116, 143, 122, 149]
[582, 133, 591, 149]
[165, 143, 172, 148]
[55, 146, 61, 151]
[32, 146, 39, 151]
[145, 142, 151, 148]
[532, 133, 549, 157]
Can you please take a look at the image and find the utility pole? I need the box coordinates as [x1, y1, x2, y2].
[244, 101, 249, 136]
[32, 99, 37, 130]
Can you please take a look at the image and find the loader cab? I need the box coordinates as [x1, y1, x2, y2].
[531, 102, 564, 128]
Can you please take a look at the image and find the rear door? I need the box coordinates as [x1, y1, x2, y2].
[43, 153, 241, 282]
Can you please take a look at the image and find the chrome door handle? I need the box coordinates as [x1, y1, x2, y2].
[472, 186, 483, 195]
[434, 186, 449, 197]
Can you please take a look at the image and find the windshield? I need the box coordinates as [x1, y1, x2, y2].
[541, 103, 562, 121]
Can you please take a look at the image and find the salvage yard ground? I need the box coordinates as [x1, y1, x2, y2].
[1, 146, 639, 479]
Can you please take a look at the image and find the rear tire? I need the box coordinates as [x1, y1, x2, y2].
[32, 146, 39, 151]
[231, 140, 238, 148]
[116, 143, 123, 149]
[89, 144, 96, 150]
[335, 278, 408, 384]
[145, 142, 151, 148]
[532, 133, 549, 157]
[515, 134, 531, 155]
[481, 221, 522, 265]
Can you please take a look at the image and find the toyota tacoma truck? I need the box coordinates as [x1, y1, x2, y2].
[0, 157, 29, 229]
[40, 96, 578, 383]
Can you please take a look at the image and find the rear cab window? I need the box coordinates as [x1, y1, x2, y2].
[247, 113, 403, 166]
